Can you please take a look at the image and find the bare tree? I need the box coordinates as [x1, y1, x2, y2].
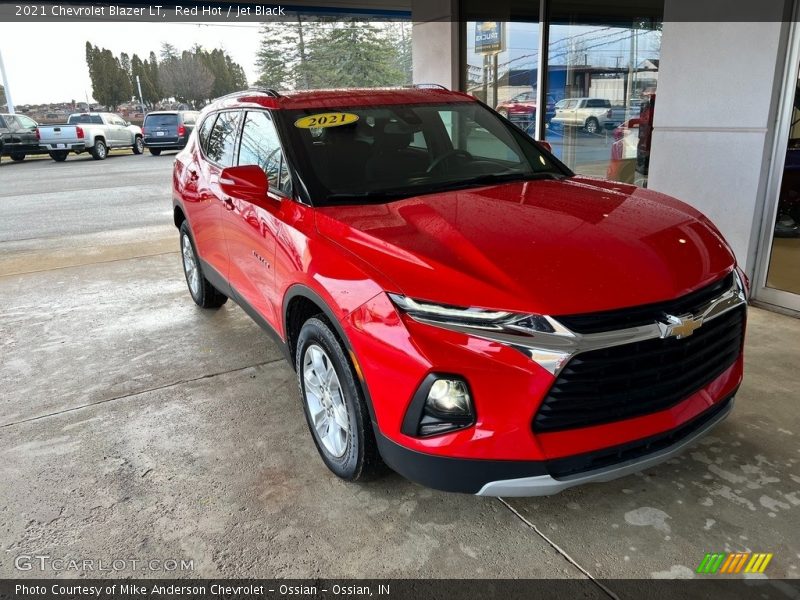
[159, 54, 214, 108]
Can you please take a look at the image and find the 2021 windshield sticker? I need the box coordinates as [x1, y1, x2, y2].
[294, 113, 359, 129]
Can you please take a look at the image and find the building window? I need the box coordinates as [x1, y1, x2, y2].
[462, 2, 663, 187]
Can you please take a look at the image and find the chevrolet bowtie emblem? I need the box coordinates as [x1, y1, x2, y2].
[658, 313, 703, 339]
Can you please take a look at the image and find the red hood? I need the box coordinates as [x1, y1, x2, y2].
[314, 176, 736, 316]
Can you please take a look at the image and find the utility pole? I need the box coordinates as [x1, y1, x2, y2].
[136, 75, 145, 113]
[0, 48, 15, 114]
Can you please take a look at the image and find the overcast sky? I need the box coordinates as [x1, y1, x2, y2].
[0, 22, 263, 105]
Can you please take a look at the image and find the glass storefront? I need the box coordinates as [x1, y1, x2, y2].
[464, 4, 662, 187]
[764, 66, 800, 298]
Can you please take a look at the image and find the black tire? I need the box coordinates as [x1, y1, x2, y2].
[90, 138, 107, 160]
[132, 136, 144, 155]
[296, 317, 381, 482]
[179, 222, 227, 309]
[49, 151, 68, 162]
[585, 117, 600, 135]
[10, 153, 25, 162]
[149, 148, 162, 156]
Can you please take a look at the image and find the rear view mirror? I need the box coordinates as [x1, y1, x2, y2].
[219, 165, 269, 204]
[538, 141, 552, 153]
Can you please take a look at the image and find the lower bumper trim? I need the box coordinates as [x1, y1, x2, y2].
[376, 392, 735, 496]
[477, 397, 734, 496]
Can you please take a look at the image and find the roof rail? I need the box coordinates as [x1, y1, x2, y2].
[408, 83, 449, 91]
[246, 87, 281, 97]
[213, 88, 281, 103]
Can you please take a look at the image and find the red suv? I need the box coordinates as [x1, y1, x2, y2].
[172, 87, 748, 496]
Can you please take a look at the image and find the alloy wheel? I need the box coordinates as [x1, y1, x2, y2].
[303, 344, 350, 458]
[181, 234, 200, 297]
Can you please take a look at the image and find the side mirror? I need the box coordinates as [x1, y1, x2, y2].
[219, 165, 270, 205]
[538, 141, 552, 153]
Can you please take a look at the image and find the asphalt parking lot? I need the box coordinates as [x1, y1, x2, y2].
[1, 154, 799, 589]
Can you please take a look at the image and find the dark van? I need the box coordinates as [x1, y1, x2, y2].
[142, 111, 199, 155]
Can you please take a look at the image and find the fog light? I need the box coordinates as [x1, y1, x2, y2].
[401, 374, 475, 437]
[427, 379, 471, 416]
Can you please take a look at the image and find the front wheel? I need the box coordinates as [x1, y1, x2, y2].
[179, 222, 227, 308]
[10, 153, 25, 162]
[132, 136, 144, 155]
[49, 151, 68, 162]
[296, 318, 381, 481]
[90, 139, 107, 160]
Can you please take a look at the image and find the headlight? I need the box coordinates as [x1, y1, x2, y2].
[388, 293, 554, 333]
[387, 293, 513, 324]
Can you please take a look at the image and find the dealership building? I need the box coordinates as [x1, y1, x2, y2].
[307, 0, 800, 315]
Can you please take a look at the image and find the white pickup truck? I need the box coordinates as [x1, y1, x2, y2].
[37, 112, 144, 161]
[550, 98, 626, 134]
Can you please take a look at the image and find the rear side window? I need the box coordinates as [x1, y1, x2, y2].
[586, 99, 610, 108]
[205, 111, 241, 166]
[238, 111, 292, 195]
[198, 114, 216, 152]
[144, 114, 178, 128]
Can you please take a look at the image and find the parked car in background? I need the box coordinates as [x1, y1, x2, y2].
[142, 111, 199, 155]
[37, 112, 143, 161]
[0, 113, 49, 162]
[551, 97, 625, 133]
[496, 92, 556, 125]
[172, 87, 747, 496]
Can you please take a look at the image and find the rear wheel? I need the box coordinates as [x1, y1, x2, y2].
[585, 117, 600, 135]
[179, 222, 227, 309]
[149, 148, 162, 156]
[10, 153, 25, 162]
[296, 317, 381, 481]
[49, 151, 68, 162]
[132, 136, 144, 155]
[90, 139, 107, 160]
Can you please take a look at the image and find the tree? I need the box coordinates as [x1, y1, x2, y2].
[158, 53, 214, 108]
[255, 22, 294, 89]
[84, 42, 132, 110]
[160, 42, 178, 62]
[254, 19, 409, 90]
[131, 53, 160, 107]
[300, 21, 404, 88]
[0, 84, 6, 110]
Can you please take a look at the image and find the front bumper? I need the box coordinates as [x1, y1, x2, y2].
[376, 392, 734, 496]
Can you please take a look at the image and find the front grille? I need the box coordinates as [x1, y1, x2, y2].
[545, 393, 734, 478]
[533, 305, 745, 432]
[556, 273, 734, 334]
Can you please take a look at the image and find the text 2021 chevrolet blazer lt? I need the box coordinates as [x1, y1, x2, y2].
[172, 87, 748, 496]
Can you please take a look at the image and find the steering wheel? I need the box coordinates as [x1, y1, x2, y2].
[426, 149, 473, 174]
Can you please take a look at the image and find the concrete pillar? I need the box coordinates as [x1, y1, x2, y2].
[647, 1, 790, 277]
[411, 0, 460, 89]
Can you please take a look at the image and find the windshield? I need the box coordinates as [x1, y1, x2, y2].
[280, 102, 569, 206]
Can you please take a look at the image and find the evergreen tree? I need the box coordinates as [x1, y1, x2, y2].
[84, 43, 132, 109]
[160, 42, 179, 62]
[255, 22, 294, 89]
[301, 21, 404, 88]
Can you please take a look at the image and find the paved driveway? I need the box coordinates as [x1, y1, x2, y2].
[0, 155, 798, 592]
